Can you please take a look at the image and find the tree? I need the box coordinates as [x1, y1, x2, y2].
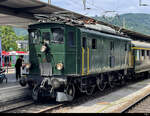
[0, 26, 18, 51]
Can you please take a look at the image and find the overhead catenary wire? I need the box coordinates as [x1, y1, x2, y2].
[66, 0, 107, 13]
[50, 0, 133, 24]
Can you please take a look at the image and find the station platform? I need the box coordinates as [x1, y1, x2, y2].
[0, 68, 31, 104]
[0, 68, 19, 88]
[50, 78, 150, 113]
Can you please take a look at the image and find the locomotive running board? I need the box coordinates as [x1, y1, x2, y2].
[56, 92, 73, 102]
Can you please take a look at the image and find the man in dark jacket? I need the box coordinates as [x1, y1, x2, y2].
[15, 55, 23, 81]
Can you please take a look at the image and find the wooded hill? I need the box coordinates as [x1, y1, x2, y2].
[94, 13, 150, 36]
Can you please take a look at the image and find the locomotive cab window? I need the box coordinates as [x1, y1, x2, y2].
[68, 31, 75, 47]
[51, 28, 64, 43]
[92, 39, 96, 49]
[42, 32, 50, 44]
[29, 29, 41, 44]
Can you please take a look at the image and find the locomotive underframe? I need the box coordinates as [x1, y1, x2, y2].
[27, 68, 136, 102]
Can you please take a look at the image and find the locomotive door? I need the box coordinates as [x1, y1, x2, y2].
[66, 27, 77, 74]
[81, 34, 89, 75]
[40, 29, 52, 76]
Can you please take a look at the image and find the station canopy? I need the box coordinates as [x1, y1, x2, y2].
[0, 0, 89, 28]
[0, 0, 150, 41]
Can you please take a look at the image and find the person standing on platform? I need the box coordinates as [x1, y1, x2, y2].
[15, 55, 23, 81]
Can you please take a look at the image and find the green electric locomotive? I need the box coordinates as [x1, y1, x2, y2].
[21, 21, 135, 102]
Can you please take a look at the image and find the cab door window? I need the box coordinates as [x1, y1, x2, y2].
[51, 28, 64, 43]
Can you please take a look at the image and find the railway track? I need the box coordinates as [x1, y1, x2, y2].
[120, 92, 150, 113]
[2, 102, 63, 113]
[0, 96, 63, 113]
[1, 77, 150, 113]
[0, 83, 63, 113]
[0, 98, 33, 113]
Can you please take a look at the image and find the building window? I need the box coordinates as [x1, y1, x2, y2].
[82, 37, 86, 49]
[92, 39, 96, 49]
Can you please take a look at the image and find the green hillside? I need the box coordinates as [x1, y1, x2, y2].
[94, 13, 150, 36]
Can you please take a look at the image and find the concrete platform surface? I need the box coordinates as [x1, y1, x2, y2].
[0, 68, 18, 88]
[0, 68, 32, 104]
[54, 78, 150, 113]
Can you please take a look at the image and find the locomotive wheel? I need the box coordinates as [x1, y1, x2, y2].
[28, 81, 34, 89]
[119, 76, 126, 86]
[86, 85, 95, 96]
[108, 75, 115, 88]
[148, 72, 150, 78]
[96, 75, 106, 91]
[126, 74, 132, 81]
[144, 72, 149, 78]
[66, 84, 76, 100]
[19, 77, 27, 87]
[32, 84, 41, 102]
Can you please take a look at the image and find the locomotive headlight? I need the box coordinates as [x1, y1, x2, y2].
[26, 63, 31, 69]
[56, 63, 64, 70]
[40, 45, 47, 52]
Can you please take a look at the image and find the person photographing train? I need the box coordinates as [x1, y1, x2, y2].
[15, 55, 24, 81]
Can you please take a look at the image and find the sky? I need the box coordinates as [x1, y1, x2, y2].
[41, 0, 150, 16]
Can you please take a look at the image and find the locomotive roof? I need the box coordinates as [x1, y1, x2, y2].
[29, 22, 131, 41]
[80, 28, 131, 41]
